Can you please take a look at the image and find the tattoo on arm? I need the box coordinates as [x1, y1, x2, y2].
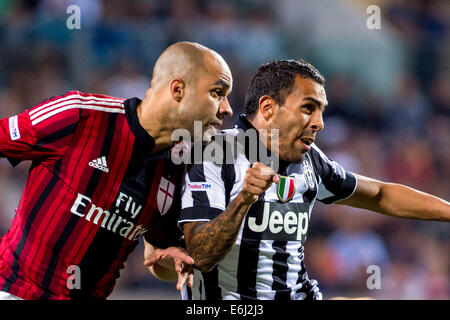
[184, 195, 251, 272]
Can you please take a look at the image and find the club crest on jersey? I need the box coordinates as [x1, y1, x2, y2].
[302, 158, 316, 190]
[277, 175, 296, 202]
[157, 177, 175, 215]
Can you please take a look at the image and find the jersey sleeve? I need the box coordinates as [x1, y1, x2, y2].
[0, 92, 81, 166]
[144, 208, 184, 249]
[179, 160, 228, 225]
[309, 144, 357, 204]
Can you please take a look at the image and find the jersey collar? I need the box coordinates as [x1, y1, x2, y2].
[124, 98, 176, 160]
[235, 114, 290, 174]
[124, 97, 156, 153]
[235, 114, 272, 164]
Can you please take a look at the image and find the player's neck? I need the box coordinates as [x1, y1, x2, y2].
[248, 116, 275, 154]
[137, 99, 176, 155]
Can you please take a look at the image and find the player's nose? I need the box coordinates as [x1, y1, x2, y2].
[218, 98, 233, 118]
[310, 110, 324, 132]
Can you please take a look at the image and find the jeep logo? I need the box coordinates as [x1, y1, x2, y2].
[245, 201, 310, 242]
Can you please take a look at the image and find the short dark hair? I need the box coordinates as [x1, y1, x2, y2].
[244, 59, 325, 118]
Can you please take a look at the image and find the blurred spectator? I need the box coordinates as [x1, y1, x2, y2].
[106, 58, 150, 99]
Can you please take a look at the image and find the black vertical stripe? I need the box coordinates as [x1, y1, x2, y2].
[236, 215, 261, 300]
[303, 189, 316, 206]
[296, 246, 307, 286]
[202, 266, 222, 300]
[308, 148, 326, 179]
[34, 122, 78, 147]
[185, 285, 192, 300]
[1, 159, 63, 292]
[221, 164, 235, 206]
[308, 148, 356, 204]
[295, 261, 315, 300]
[199, 279, 203, 299]
[40, 113, 119, 299]
[69, 128, 162, 298]
[272, 241, 290, 300]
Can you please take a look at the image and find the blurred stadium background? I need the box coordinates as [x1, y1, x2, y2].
[0, 0, 448, 299]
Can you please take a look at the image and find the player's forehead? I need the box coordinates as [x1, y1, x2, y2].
[287, 76, 327, 106]
[202, 52, 233, 88]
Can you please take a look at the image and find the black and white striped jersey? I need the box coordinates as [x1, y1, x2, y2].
[179, 115, 357, 300]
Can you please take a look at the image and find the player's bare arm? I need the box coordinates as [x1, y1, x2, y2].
[143, 240, 194, 290]
[337, 173, 450, 221]
[183, 162, 279, 273]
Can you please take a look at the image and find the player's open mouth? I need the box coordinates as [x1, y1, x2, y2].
[300, 137, 314, 150]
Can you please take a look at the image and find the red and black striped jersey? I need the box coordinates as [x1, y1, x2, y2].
[0, 91, 184, 299]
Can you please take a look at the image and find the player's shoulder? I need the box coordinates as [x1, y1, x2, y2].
[308, 143, 329, 161]
[29, 90, 126, 115]
[27, 91, 126, 127]
[73, 91, 126, 103]
[66, 90, 126, 111]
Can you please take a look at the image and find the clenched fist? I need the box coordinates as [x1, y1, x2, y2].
[240, 162, 279, 205]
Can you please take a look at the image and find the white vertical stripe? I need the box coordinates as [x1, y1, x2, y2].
[218, 246, 240, 299]
[181, 173, 194, 209]
[255, 240, 276, 300]
[203, 161, 226, 211]
[283, 178, 291, 200]
[191, 269, 203, 300]
[285, 241, 303, 292]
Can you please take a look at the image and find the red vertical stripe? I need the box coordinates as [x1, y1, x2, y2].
[93, 160, 166, 294]
[288, 179, 295, 199]
[69, 116, 135, 264]
[25, 110, 104, 288]
[26, 109, 106, 293]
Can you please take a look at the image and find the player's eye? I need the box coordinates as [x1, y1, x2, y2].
[302, 104, 315, 114]
[211, 89, 224, 99]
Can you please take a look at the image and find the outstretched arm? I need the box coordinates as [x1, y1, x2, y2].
[337, 173, 450, 221]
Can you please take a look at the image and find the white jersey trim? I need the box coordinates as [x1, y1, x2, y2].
[29, 94, 124, 117]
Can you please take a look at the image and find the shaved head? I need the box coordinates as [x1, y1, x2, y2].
[138, 41, 233, 153]
[151, 41, 227, 88]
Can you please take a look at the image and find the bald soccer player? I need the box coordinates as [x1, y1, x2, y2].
[0, 42, 233, 300]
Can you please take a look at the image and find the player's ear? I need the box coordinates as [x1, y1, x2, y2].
[170, 77, 185, 103]
[258, 95, 275, 121]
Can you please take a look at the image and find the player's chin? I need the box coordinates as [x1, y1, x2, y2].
[202, 127, 217, 144]
[290, 143, 308, 161]
[292, 153, 305, 163]
[284, 149, 305, 163]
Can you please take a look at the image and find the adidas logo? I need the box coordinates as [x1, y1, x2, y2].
[89, 156, 109, 173]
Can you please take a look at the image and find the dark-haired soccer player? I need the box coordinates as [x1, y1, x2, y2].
[0, 41, 233, 299]
[179, 59, 450, 300]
